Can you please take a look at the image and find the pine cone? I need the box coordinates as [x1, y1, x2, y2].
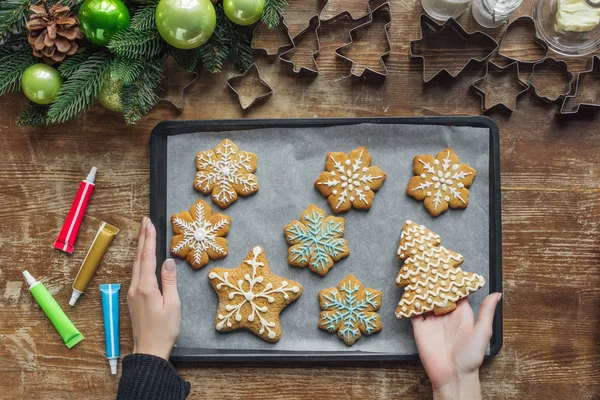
[26, 1, 84, 64]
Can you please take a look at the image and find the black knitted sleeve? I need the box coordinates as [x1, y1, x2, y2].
[116, 354, 190, 400]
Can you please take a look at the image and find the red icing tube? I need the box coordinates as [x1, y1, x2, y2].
[53, 167, 97, 254]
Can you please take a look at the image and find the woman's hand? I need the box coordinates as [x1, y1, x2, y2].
[127, 217, 181, 360]
[412, 293, 502, 400]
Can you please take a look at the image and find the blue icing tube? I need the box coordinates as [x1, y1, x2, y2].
[100, 284, 120, 374]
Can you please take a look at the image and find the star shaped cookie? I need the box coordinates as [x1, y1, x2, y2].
[208, 246, 303, 343]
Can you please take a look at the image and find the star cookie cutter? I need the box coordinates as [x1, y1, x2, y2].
[279, 15, 322, 76]
[251, 20, 293, 56]
[560, 55, 600, 115]
[334, 2, 392, 80]
[158, 55, 200, 112]
[227, 63, 274, 110]
[410, 14, 498, 83]
[471, 61, 530, 112]
[529, 58, 574, 103]
[498, 16, 549, 65]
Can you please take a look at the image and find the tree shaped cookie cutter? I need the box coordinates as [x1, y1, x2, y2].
[410, 14, 498, 83]
[560, 55, 600, 115]
[529, 58, 574, 103]
[251, 19, 293, 56]
[497, 16, 549, 65]
[471, 61, 530, 112]
[334, 2, 392, 80]
[279, 15, 322, 76]
[227, 63, 274, 110]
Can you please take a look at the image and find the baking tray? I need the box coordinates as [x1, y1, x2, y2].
[150, 117, 502, 363]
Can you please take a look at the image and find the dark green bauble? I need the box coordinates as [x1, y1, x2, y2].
[223, 0, 264, 26]
[79, 0, 131, 46]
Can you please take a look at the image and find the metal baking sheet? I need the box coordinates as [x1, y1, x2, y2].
[150, 117, 502, 363]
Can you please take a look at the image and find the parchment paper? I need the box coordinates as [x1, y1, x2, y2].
[166, 123, 490, 355]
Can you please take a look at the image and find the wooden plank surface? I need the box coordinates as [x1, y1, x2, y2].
[1, 0, 599, 399]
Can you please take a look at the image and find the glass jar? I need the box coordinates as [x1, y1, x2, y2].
[421, 0, 473, 21]
[472, 0, 524, 28]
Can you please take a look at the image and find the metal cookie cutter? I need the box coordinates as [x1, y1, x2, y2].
[560, 55, 600, 115]
[410, 14, 498, 83]
[227, 63, 274, 110]
[471, 61, 530, 112]
[159, 55, 200, 112]
[334, 2, 392, 80]
[498, 16, 549, 64]
[320, 0, 372, 22]
[529, 58, 574, 103]
[279, 15, 321, 76]
[251, 20, 293, 56]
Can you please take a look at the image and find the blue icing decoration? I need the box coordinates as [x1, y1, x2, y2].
[284, 205, 349, 276]
[319, 275, 382, 346]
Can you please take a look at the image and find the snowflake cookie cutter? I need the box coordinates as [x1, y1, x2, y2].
[471, 61, 530, 112]
[227, 63, 274, 111]
[497, 16, 549, 65]
[410, 14, 499, 83]
[528, 58, 574, 103]
[560, 55, 600, 115]
[279, 15, 322, 76]
[318, 274, 382, 346]
[334, 2, 392, 80]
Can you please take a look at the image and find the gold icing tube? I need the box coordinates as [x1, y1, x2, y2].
[69, 222, 119, 306]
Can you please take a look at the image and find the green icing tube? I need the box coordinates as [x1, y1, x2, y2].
[23, 270, 84, 349]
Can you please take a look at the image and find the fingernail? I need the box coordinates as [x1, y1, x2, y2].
[142, 216, 148, 226]
[497, 293, 503, 302]
[165, 259, 176, 272]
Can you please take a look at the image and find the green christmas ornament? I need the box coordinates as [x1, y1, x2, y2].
[223, 0, 264, 26]
[21, 64, 63, 105]
[156, 0, 216, 50]
[98, 76, 123, 112]
[79, 0, 131, 46]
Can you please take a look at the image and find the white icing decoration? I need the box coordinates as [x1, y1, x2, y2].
[209, 247, 300, 339]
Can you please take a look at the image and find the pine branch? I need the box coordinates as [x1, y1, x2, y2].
[57, 48, 91, 79]
[121, 57, 163, 125]
[17, 103, 48, 126]
[261, 0, 288, 29]
[107, 28, 165, 60]
[168, 46, 201, 72]
[111, 56, 145, 84]
[47, 51, 113, 124]
[198, 4, 230, 73]
[227, 24, 253, 72]
[0, 48, 36, 96]
[0, 0, 31, 44]
[130, 0, 159, 30]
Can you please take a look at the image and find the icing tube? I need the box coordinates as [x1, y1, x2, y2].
[70, 222, 119, 306]
[54, 167, 97, 254]
[100, 284, 120, 375]
[23, 270, 84, 349]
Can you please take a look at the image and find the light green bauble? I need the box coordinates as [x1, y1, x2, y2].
[79, 0, 131, 46]
[156, 0, 216, 49]
[223, 0, 264, 26]
[98, 76, 124, 112]
[21, 64, 63, 105]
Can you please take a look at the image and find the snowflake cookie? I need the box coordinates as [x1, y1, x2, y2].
[314, 146, 386, 214]
[284, 204, 350, 277]
[318, 274, 382, 346]
[194, 139, 259, 209]
[208, 246, 303, 343]
[395, 221, 485, 318]
[170, 199, 231, 270]
[406, 148, 477, 217]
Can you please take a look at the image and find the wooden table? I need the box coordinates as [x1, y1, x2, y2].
[1, 1, 599, 398]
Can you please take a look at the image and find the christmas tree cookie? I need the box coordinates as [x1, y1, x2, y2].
[283, 204, 350, 277]
[194, 139, 259, 209]
[208, 246, 303, 343]
[318, 274, 382, 346]
[314, 146, 386, 213]
[406, 148, 476, 217]
[170, 199, 231, 270]
[395, 221, 485, 318]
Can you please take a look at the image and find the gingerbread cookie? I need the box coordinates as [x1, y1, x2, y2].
[194, 139, 259, 209]
[208, 246, 303, 343]
[406, 148, 476, 217]
[284, 204, 350, 277]
[170, 199, 231, 270]
[314, 146, 386, 213]
[395, 221, 485, 318]
[318, 274, 382, 346]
